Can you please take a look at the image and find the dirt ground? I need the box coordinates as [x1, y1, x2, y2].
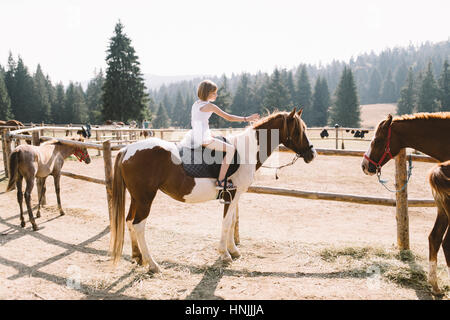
[0, 136, 449, 300]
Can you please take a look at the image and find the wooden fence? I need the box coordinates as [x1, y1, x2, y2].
[1, 126, 438, 251]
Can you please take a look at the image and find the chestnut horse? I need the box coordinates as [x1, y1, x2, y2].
[110, 108, 316, 273]
[361, 112, 450, 294]
[6, 136, 91, 231]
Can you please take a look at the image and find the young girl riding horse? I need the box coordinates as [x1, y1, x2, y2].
[180, 80, 259, 189]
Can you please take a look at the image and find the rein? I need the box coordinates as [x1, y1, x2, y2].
[363, 126, 413, 193]
[73, 148, 89, 162]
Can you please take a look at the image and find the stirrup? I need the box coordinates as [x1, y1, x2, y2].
[218, 189, 233, 205]
[215, 178, 236, 190]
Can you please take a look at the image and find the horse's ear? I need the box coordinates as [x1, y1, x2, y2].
[385, 114, 393, 127]
[297, 108, 303, 118]
[288, 107, 296, 119]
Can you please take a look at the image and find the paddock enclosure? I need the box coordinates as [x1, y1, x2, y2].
[0, 107, 449, 300]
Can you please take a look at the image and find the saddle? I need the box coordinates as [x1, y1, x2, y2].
[176, 136, 240, 179]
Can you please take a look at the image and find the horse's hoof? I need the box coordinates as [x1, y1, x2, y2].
[59, 211, 65, 216]
[36, 212, 41, 218]
[132, 256, 143, 266]
[20, 221, 25, 228]
[32, 225, 39, 231]
[220, 254, 233, 264]
[229, 250, 241, 260]
[148, 264, 161, 274]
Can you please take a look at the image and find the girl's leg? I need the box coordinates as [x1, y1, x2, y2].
[203, 138, 236, 184]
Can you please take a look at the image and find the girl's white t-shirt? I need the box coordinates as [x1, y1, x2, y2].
[179, 100, 214, 148]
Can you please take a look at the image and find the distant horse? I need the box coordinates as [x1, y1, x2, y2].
[361, 112, 450, 294]
[6, 136, 91, 231]
[109, 108, 316, 273]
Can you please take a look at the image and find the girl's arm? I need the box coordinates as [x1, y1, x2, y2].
[200, 103, 258, 122]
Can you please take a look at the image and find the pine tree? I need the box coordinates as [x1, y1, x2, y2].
[0, 72, 13, 120]
[86, 69, 105, 124]
[152, 102, 170, 129]
[396, 67, 416, 115]
[12, 57, 34, 122]
[310, 77, 330, 126]
[172, 91, 185, 127]
[380, 69, 397, 103]
[65, 83, 88, 124]
[295, 65, 312, 122]
[210, 76, 232, 128]
[417, 61, 439, 112]
[438, 59, 450, 111]
[263, 68, 291, 113]
[329, 66, 360, 127]
[52, 83, 65, 124]
[230, 73, 253, 127]
[281, 69, 295, 107]
[367, 69, 381, 104]
[102, 21, 148, 122]
[32, 64, 51, 122]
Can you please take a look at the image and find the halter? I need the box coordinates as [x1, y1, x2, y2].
[73, 148, 89, 162]
[363, 126, 393, 173]
[363, 126, 413, 193]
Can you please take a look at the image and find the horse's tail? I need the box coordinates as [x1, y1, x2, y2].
[6, 151, 19, 192]
[429, 161, 450, 203]
[110, 150, 126, 265]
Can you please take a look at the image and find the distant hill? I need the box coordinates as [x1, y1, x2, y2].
[360, 104, 397, 128]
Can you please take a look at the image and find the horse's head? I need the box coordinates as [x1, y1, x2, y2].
[281, 107, 316, 163]
[361, 114, 401, 175]
[72, 136, 91, 164]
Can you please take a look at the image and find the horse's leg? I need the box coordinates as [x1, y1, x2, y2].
[126, 198, 143, 265]
[133, 194, 160, 273]
[234, 203, 240, 246]
[16, 174, 25, 228]
[440, 197, 450, 284]
[36, 177, 47, 218]
[428, 207, 448, 294]
[53, 174, 65, 216]
[24, 177, 38, 231]
[219, 194, 239, 263]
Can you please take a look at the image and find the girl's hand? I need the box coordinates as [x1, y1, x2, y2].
[246, 114, 260, 122]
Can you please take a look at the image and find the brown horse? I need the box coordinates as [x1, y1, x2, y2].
[110, 108, 316, 272]
[6, 136, 91, 231]
[361, 112, 450, 294]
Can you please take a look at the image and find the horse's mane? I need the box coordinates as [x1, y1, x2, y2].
[250, 110, 288, 129]
[393, 112, 450, 122]
[41, 136, 84, 146]
[41, 139, 60, 146]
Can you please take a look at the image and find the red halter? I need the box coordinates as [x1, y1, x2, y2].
[363, 126, 393, 172]
[73, 148, 89, 162]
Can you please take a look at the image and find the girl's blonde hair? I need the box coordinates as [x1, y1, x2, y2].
[197, 80, 218, 101]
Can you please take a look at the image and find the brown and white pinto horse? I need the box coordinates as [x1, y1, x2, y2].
[6, 136, 91, 231]
[110, 108, 316, 273]
[361, 112, 450, 294]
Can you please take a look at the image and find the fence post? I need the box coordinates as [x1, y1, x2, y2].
[395, 148, 410, 250]
[334, 124, 339, 149]
[32, 131, 40, 146]
[96, 131, 101, 156]
[103, 140, 113, 222]
[2, 129, 10, 178]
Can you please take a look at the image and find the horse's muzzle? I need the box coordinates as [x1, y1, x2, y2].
[302, 146, 316, 163]
[85, 157, 91, 164]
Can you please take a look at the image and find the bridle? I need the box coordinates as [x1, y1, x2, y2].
[73, 148, 89, 162]
[363, 126, 393, 174]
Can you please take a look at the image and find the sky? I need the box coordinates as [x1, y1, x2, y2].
[1, 0, 449, 85]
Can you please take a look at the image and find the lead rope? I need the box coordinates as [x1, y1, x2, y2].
[377, 155, 413, 193]
[261, 154, 301, 179]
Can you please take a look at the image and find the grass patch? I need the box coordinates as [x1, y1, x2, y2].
[319, 246, 391, 262]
